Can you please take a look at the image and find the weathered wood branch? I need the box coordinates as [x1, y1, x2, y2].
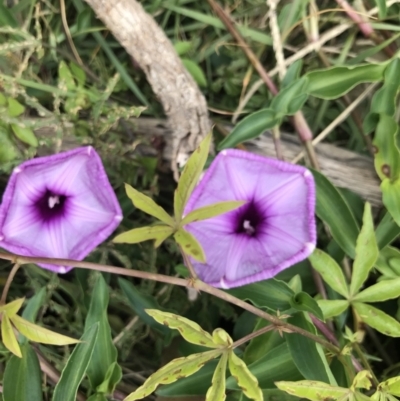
[83, 0, 211, 176]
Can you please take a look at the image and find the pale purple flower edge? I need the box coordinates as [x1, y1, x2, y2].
[184, 149, 317, 289]
[0, 146, 123, 272]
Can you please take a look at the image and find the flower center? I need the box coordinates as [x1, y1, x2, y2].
[35, 189, 67, 222]
[235, 201, 264, 237]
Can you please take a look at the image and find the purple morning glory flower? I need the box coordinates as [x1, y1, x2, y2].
[0, 146, 122, 273]
[183, 149, 316, 289]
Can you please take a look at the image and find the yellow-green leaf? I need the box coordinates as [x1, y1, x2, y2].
[113, 225, 174, 245]
[212, 328, 233, 347]
[124, 184, 175, 226]
[174, 132, 212, 223]
[378, 375, 400, 396]
[350, 203, 379, 296]
[228, 351, 263, 401]
[275, 380, 348, 401]
[2, 314, 22, 358]
[317, 300, 349, 319]
[124, 349, 222, 401]
[146, 309, 217, 348]
[351, 371, 372, 390]
[0, 298, 25, 317]
[206, 352, 228, 401]
[11, 315, 80, 345]
[7, 98, 25, 117]
[182, 201, 246, 225]
[308, 249, 349, 298]
[174, 229, 206, 263]
[11, 124, 38, 147]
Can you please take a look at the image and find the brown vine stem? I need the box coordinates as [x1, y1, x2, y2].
[0, 263, 21, 305]
[207, 0, 320, 169]
[0, 251, 340, 355]
[232, 323, 275, 349]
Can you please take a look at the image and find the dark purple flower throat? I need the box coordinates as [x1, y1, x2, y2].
[234, 200, 265, 237]
[35, 189, 68, 222]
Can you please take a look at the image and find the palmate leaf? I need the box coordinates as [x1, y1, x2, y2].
[317, 300, 349, 319]
[174, 228, 206, 262]
[212, 328, 233, 347]
[228, 351, 263, 401]
[124, 184, 175, 226]
[182, 201, 246, 225]
[206, 352, 228, 401]
[2, 314, 21, 357]
[353, 277, 400, 303]
[174, 132, 212, 222]
[11, 315, 79, 345]
[124, 349, 223, 401]
[113, 225, 174, 247]
[146, 309, 217, 348]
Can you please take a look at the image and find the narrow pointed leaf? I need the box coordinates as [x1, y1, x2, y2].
[174, 229, 206, 263]
[353, 302, 400, 337]
[124, 183, 174, 226]
[308, 249, 349, 298]
[0, 297, 25, 317]
[146, 309, 217, 348]
[317, 300, 349, 319]
[3, 343, 43, 401]
[382, 178, 400, 228]
[11, 315, 79, 345]
[20, 288, 46, 344]
[228, 351, 263, 401]
[206, 352, 228, 401]
[52, 323, 99, 401]
[113, 225, 174, 244]
[182, 201, 246, 225]
[276, 380, 348, 401]
[212, 328, 233, 347]
[11, 124, 38, 147]
[289, 292, 324, 321]
[124, 349, 222, 401]
[2, 314, 22, 357]
[354, 277, 400, 303]
[350, 203, 379, 295]
[174, 132, 212, 221]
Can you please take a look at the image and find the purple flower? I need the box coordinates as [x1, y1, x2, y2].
[0, 147, 122, 273]
[183, 149, 316, 289]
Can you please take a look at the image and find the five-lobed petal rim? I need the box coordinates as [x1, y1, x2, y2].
[183, 149, 317, 289]
[0, 146, 123, 273]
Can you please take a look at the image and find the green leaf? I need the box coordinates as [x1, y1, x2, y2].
[271, 77, 309, 116]
[0, 126, 18, 162]
[374, 0, 387, 18]
[174, 41, 192, 56]
[289, 292, 324, 321]
[317, 300, 349, 319]
[58, 60, 76, 91]
[372, 115, 400, 181]
[226, 343, 302, 390]
[84, 275, 121, 391]
[353, 302, 400, 337]
[95, 362, 123, 395]
[350, 203, 379, 295]
[228, 351, 263, 401]
[0, 297, 25, 317]
[352, 371, 373, 390]
[218, 109, 280, 150]
[118, 278, 172, 339]
[206, 352, 228, 401]
[11, 124, 38, 147]
[281, 60, 303, 88]
[7, 98, 25, 117]
[113, 225, 174, 246]
[378, 375, 400, 396]
[228, 279, 294, 312]
[2, 314, 21, 357]
[3, 343, 43, 401]
[182, 201, 246, 225]
[276, 380, 348, 401]
[308, 249, 349, 298]
[312, 169, 359, 258]
[124, 184, 174, 226]
[285, 313, 335, 384]
[354, 277, 400, 303]
[382, 178, 400, 227]
[182, 59, 207, 87]
[305, 63, 387, 99]
[11, 315, 79, 345]
[174, 229, 206, 262]
[376, 212, 400, 249]
[124, 350, 222, 401]
[174, 132, 212, 222]
[52, 323, 99, 401]
[146, 309, 217, 348]
[212, 328, 233, 347]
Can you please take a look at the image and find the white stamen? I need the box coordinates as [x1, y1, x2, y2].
[48, 195, 60, 209]
[243, 219, 255, 235]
